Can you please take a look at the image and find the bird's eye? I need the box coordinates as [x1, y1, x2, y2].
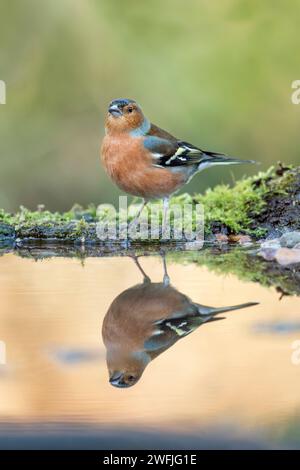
[128, 375, 135, 382]
[127, 107, 133, 113]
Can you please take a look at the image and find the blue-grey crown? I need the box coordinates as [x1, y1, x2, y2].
[109, 98, 136, 109]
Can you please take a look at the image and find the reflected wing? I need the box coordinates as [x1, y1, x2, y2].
[144, 316, 207, 353]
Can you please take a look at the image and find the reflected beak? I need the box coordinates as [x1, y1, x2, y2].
[109, 372, 124, 387]
[109, 372, 132, 388]
[108, 104, 122, 117]
[110, 379, 128, 388]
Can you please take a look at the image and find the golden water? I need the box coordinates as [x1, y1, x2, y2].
[0, 253, 299, 446]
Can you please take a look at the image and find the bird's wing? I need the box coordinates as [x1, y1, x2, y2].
[144, 123, 204, 167]
[143, 135, 206, 168]
[144, 124, 256, 168]
[145, 123, 225, 168]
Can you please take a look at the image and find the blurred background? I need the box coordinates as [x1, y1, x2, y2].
[0, 0, 299, 212]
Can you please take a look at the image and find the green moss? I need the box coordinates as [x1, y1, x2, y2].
[71, 218, 89, 237]
[128, 166, 285, 236]
[192, 167, 276, 235]
[0, 166, 298, 240]
[272, 169, 296, 193]
[0, 205, 98, 228]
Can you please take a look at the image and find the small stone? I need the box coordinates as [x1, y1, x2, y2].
[260, 238, 281, 250]
[275, 248, 300, 266]
[215, 233, 228, 244]
[228, 234, 252, 245]
[15, 238, 23, 247]
[280, 231, 300, 248]
[185, 240, 204, 251]
[259, 248, 278, 261]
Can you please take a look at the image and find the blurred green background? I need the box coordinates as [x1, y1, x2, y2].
[0, 0, 299, 212]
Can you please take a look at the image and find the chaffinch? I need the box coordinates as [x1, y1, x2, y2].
[101, 98, 256, 225]
[102, 255, 258, 388]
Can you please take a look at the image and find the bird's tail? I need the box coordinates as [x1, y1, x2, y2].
[197, 302, 259, 322]
[200, 151, 257, 167]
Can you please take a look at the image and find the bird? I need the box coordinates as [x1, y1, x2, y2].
[101, 98, 256, 229]
[102, 254, 259, 388]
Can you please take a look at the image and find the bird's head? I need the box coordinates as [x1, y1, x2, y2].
[105, 98, 150, 135]
[107, 351, 150, 388]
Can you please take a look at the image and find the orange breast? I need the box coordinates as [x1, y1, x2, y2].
[101, 135, 184, 199]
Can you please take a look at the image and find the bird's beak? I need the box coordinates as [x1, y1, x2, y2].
[108, 104, 122, 117]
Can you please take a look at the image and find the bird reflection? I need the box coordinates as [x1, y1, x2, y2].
[102, 255, 258, 388]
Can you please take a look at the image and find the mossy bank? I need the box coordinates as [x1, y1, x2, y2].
[0, 164, 299, 245]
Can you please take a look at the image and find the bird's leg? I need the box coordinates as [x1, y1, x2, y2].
[160, 251, 170, 286]
[129, 254, 151, 284]
[128, 199, 148, 231]
[162, 197, 169, 238]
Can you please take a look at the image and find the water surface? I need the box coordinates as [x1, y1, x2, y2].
[0, 252, 299, 449]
